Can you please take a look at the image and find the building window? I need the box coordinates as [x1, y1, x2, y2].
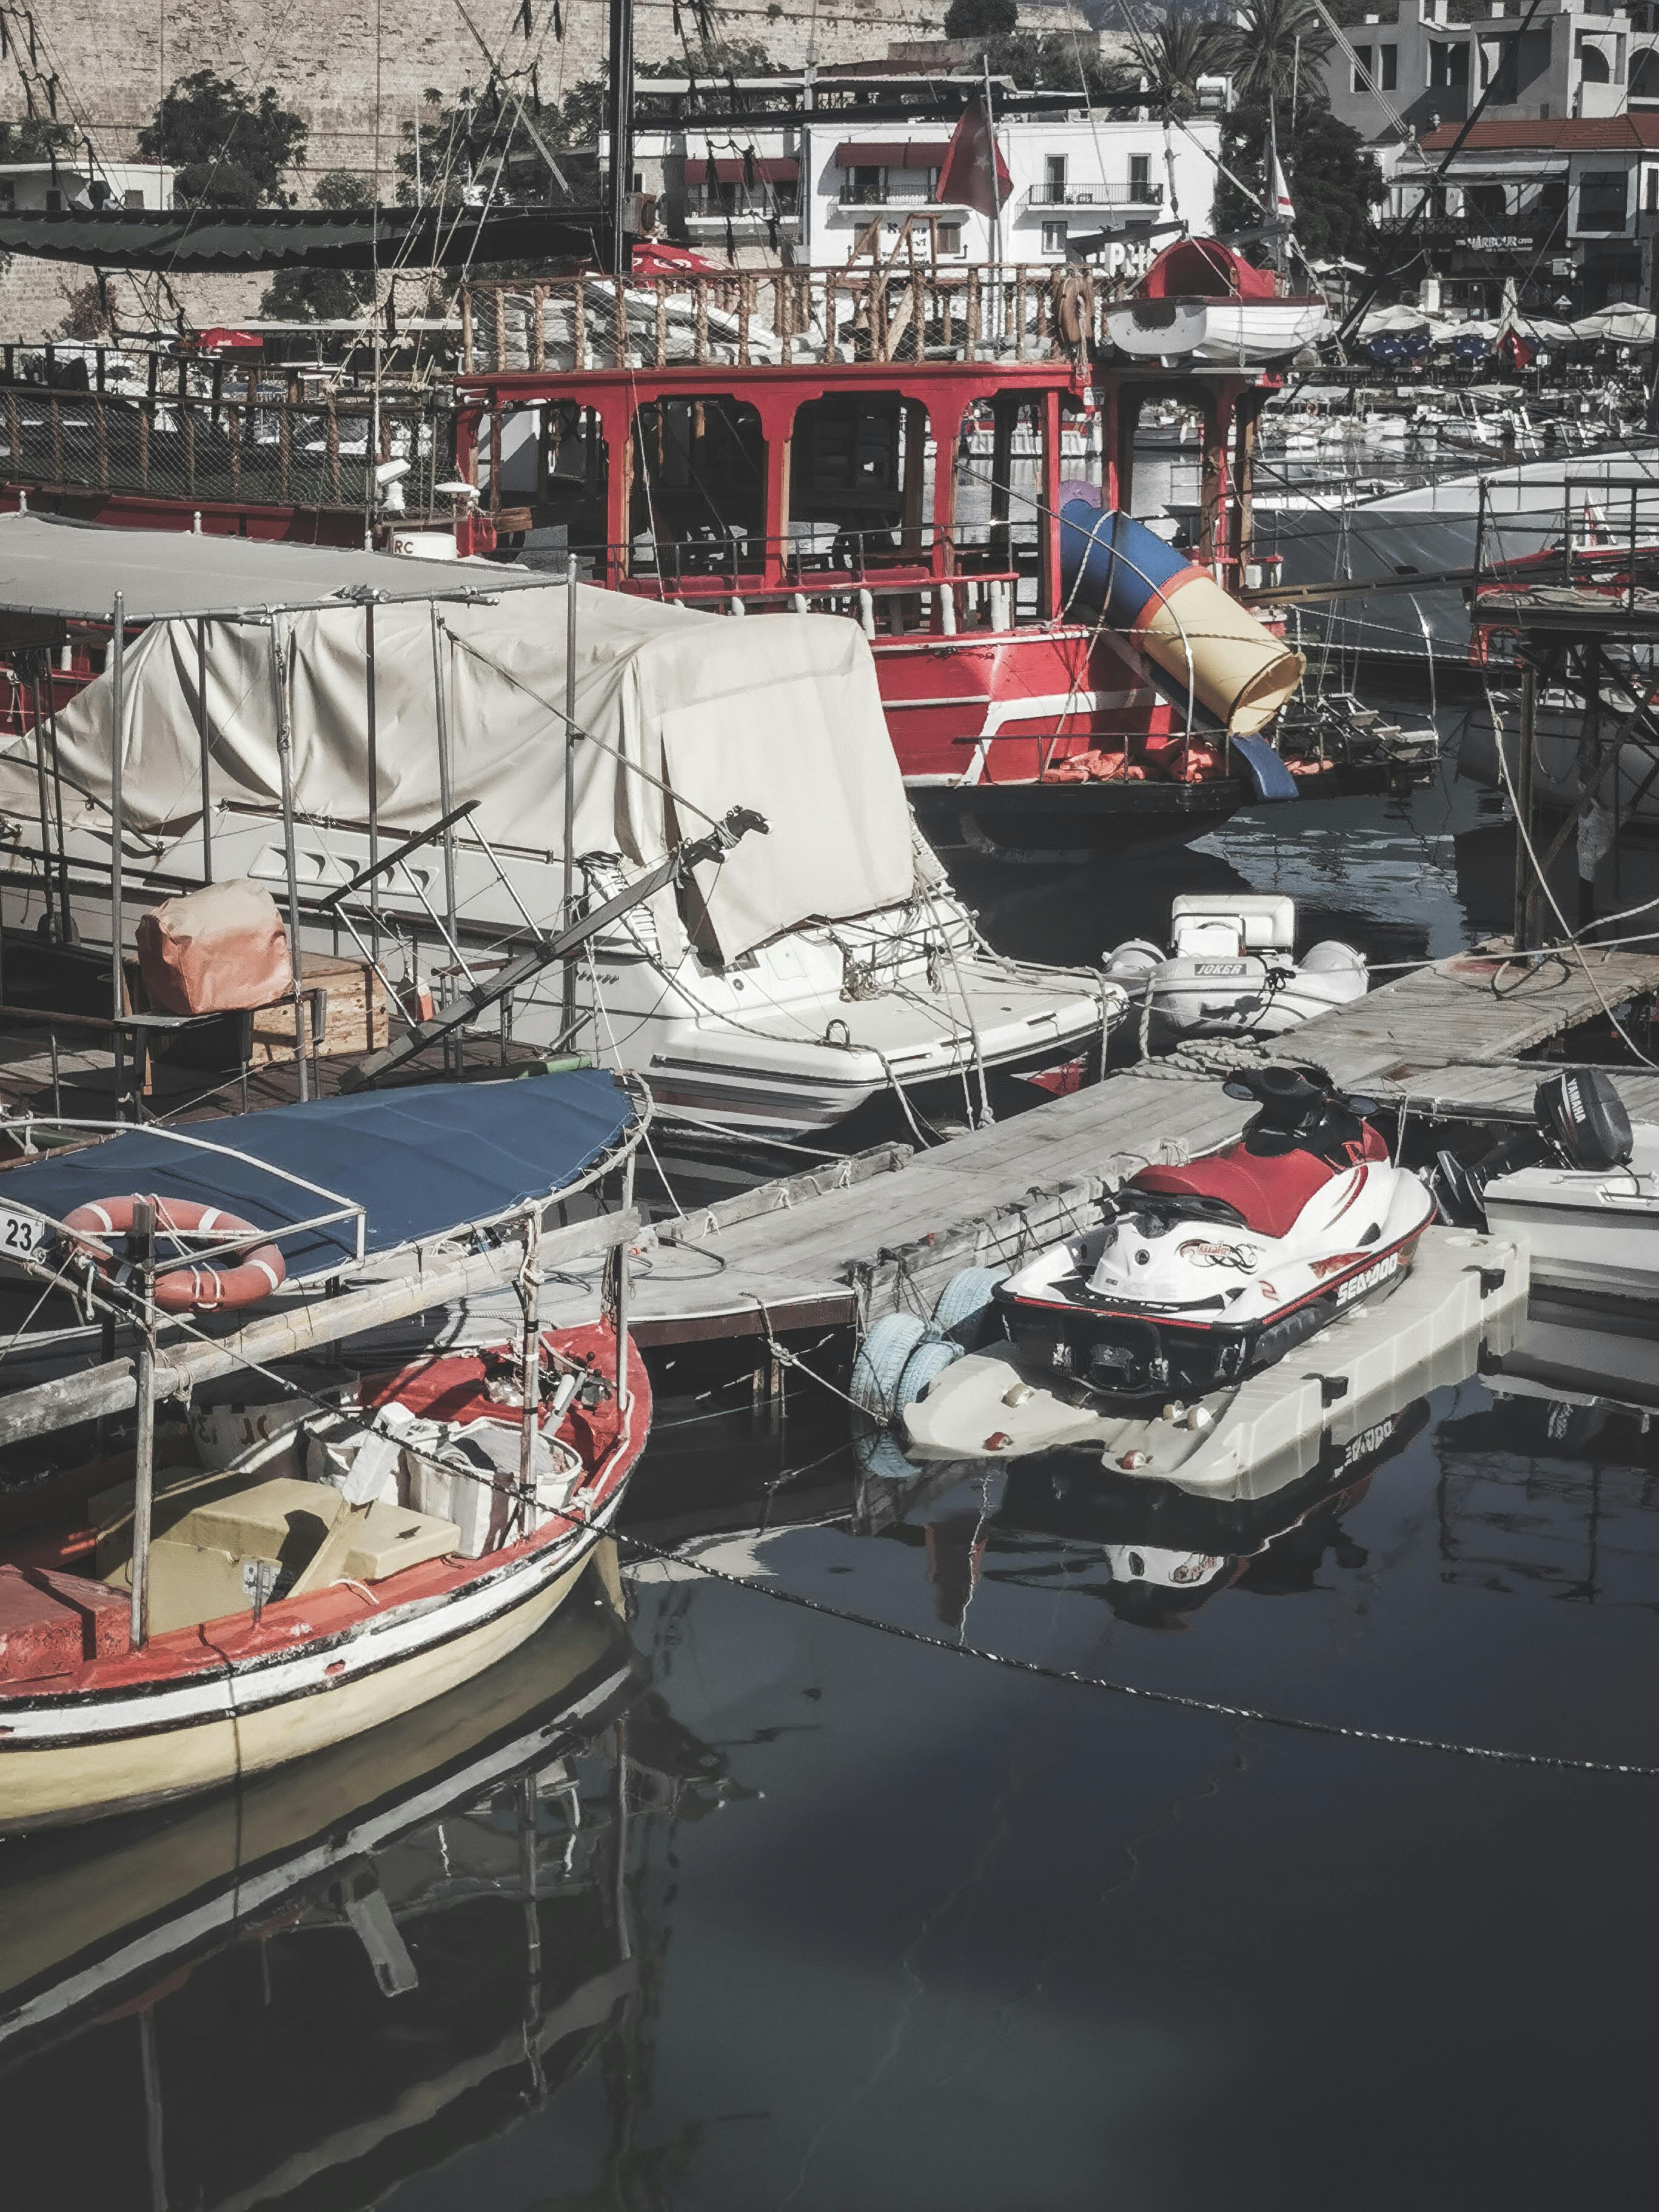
[123, 187, 145, 209]
[1430, 40, 1469, 89]
[1041, 220, 1068, 254]
[850, 164, 883, 204]
[1647, 167, 1658, 211]
[1577, 35, 1613, 84]
[1578, 169, 1628, 229]
[1379, 43, 1398, 90]
[937, 220, 964, 255]
[0, 181, 13, 211]
[1129, 153, 1151, 199]
[1467, 183, 1507, 220]
[1352, 41, 1372, 90]
[1044, 153, 1067, 204]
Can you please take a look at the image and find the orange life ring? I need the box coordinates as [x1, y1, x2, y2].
[62, 1195, 287, 1313]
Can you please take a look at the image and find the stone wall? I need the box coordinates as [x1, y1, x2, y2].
[18, 0, 952, 187]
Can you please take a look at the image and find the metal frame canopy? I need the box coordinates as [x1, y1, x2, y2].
[0, 513, 558, 625]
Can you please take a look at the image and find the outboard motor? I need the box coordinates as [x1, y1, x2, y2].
[1429, 1068, 1632, 1228]
[1533, 1068, 1633, 1171]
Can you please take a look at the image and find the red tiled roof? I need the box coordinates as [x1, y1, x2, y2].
[1417, 116, 1659, 153]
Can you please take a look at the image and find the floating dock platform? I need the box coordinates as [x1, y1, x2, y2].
[560, 941, 1659, 1347]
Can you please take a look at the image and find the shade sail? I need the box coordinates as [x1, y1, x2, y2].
[0, 1068, 635, 1279]
[0, 513, 558, 622]
[0, 203, 606, 273]
[0, 556, 917, 962]
[831, 141, 950, 169]
[684, 157, 799, 183]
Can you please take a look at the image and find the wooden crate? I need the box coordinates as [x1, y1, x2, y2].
[247, 954, 390, 1066]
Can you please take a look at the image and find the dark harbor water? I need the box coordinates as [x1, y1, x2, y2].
[4, 720, 1658, 2210]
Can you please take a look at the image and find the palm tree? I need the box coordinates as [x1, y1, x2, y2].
[1213, 0, 1332, 107]
[1150, 13, 1225, 110]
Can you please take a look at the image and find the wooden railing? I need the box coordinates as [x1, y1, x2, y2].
[460, 264, 1112, 375]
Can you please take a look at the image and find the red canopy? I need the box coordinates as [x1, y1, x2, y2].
[1139, 240, 1277, 302]
[630, 240, 721, 276]
[189, 327, 263, 352]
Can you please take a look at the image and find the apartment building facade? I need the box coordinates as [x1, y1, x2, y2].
[1325, 0, 1631, 140]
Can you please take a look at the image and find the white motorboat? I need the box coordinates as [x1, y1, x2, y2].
[1104, 894, 1367, 1048]
[1105, 240, 1328, 366]
[1459, 687, 1659, 825]
[1451, 1069, 1659, 1300]
[1266, 442, 1659, 664]
[0, 521, 1120, 1138]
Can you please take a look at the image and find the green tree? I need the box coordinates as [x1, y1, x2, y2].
[260, 170, 374, 320]
[137, 69, 306, 207]
[984, 30, 1139, 102]
[1147, 13, 1226, 112]
[944, 0, 1020, 36]
[0, 117, 73, 161]
[1214, 96, 1383, 264]
[1213, 0, 1332, 106]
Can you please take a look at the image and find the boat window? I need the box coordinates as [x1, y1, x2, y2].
[788, 392, 926, 570]
[953, 395, 1047, 619]
[474, 400, 609, 564]
[628, 396, 766, 583]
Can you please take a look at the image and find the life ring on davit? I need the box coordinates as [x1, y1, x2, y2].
[62, 1195, 287, 1313]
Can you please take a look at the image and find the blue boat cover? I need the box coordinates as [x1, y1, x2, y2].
[0, 1069, 635, 1280]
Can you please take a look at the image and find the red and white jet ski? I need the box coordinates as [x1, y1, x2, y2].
[993, 1065, 1436, 1400]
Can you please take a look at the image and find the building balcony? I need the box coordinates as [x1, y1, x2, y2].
[685, 208, 800, 232]
[835, 186, 966, 212]
[1025, 181, 1164, 209]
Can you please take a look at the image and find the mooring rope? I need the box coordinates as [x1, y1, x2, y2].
[614, 1520, 1659, 1781]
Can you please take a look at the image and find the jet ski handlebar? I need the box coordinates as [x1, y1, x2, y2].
[1219, 1064, 1380, 1125]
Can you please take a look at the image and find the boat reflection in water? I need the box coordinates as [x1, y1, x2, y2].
[0, 1556, 725, 2207]
[859, 1399, 1431, 1631]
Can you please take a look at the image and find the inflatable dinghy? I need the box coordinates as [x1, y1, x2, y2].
[1105, 894, 1367, 1047]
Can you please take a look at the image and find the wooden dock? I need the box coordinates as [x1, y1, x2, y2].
[560, 941, 1659, 1346]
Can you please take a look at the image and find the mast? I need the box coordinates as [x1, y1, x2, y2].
[605, 0, 635, 274]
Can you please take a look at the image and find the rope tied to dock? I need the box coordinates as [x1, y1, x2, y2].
[1130, 1034, 1276, 1082]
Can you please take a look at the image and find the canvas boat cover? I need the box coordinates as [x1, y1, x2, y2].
[0, 1068, 634, 1279]
[0, 527, 916, 962]
[0, 512, 555, 621]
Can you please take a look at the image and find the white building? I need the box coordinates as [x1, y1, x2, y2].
[0, 160, 173, 213]
[631, 103, 1219, 273]
[801, 116, 1219, 273]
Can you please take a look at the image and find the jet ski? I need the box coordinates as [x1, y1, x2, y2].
[991, 1064, 1437, 1401]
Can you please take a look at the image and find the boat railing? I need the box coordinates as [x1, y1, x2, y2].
[0, 383, 449, 517]
[458, 265, 1115, 375]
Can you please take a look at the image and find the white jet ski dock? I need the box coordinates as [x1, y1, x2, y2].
[900, 1228, 1530, 1500]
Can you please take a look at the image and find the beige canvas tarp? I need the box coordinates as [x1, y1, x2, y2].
[0, 581, 915, 961]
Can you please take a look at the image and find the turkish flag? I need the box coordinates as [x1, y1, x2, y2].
[937, 97, 1012, 217]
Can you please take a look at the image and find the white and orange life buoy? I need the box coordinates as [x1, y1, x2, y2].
[62, 1195, 286, 1313]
